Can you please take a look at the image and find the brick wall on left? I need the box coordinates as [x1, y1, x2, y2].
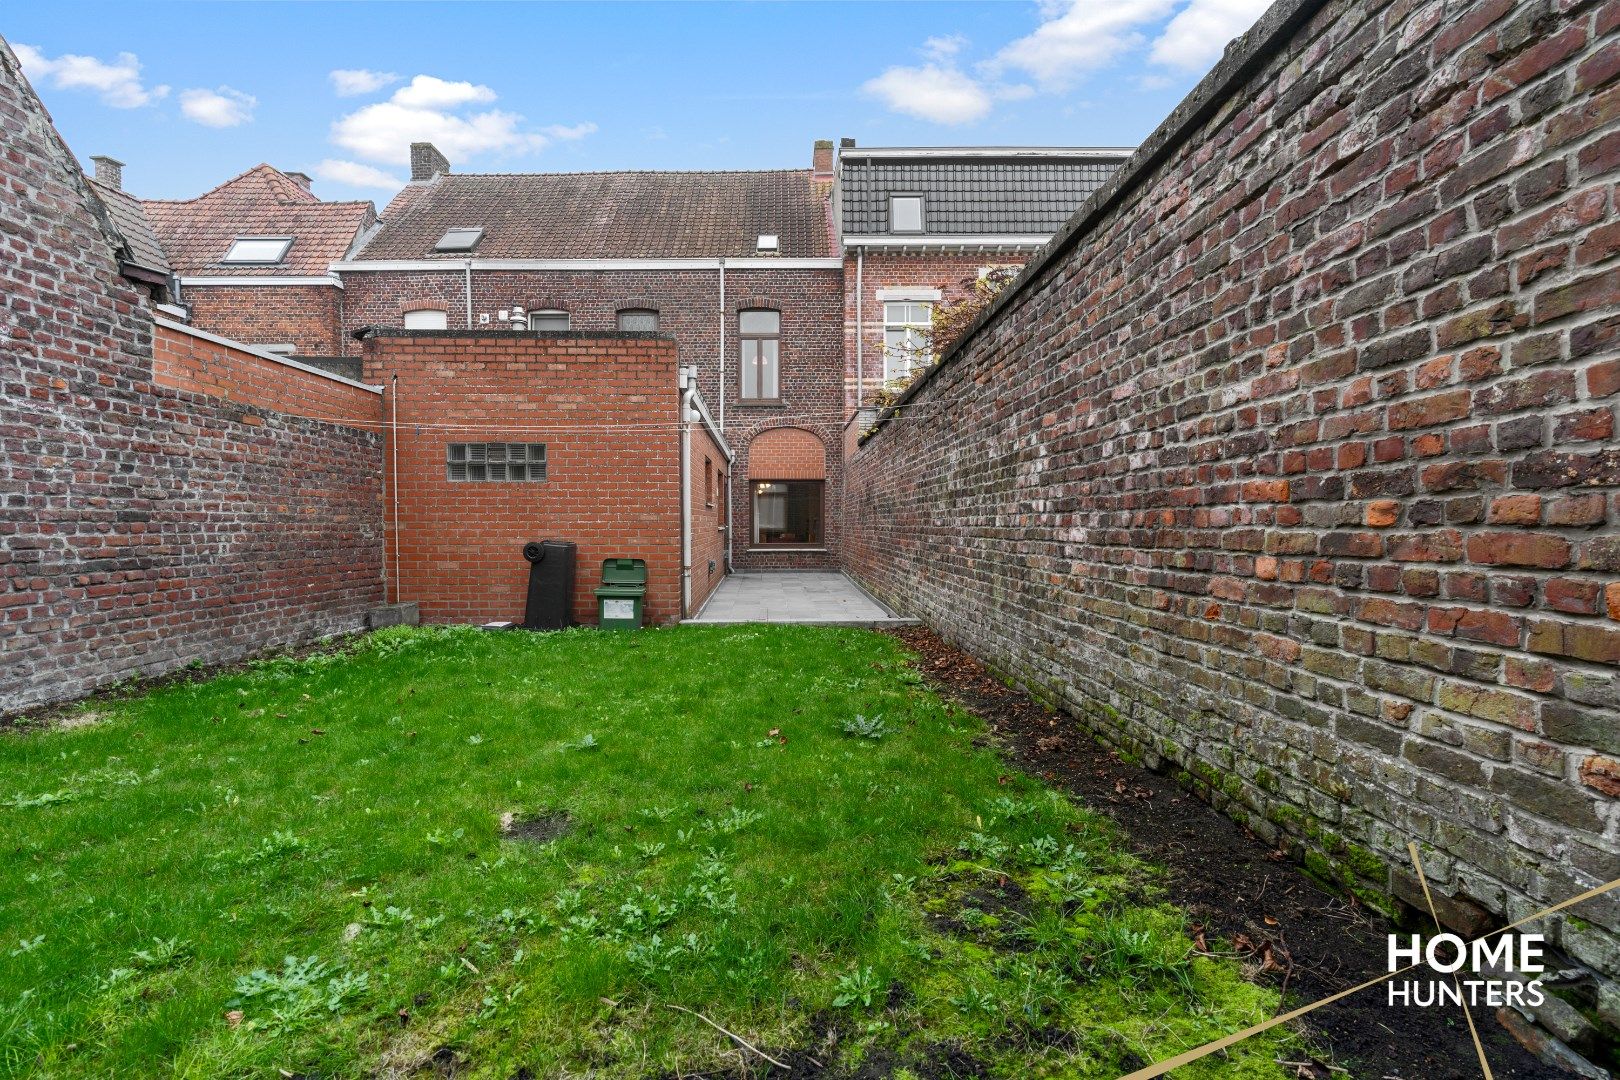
[0, 40, 386, 713]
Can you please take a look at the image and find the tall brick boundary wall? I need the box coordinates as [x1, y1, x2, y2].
[1, 40, 385, 713]
[843, 0, 1620, 1011]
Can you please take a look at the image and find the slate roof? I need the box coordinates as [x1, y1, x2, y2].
[838, 150, 1128, 237]
[354, 170, 832, 260]
[143, 165, 375, 276]
[88, 178, 171, 277]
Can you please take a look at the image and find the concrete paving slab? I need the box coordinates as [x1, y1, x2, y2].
[686, 572, 917, 626]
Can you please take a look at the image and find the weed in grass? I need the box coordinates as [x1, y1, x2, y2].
[562, 733, 600, 752]
[841, 714, 891, 740]
[832, 966, 884, 1009]
[229, 955, 368, 1034]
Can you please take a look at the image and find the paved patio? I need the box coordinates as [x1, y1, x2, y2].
[688, 571, 917, 626]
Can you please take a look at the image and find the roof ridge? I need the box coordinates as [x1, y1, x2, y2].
[432, 167, 814, 179]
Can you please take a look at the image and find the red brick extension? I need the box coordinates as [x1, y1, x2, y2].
[363, 331, 725, 626]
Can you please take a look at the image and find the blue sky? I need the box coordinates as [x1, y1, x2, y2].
[6, 1, 1271, 203]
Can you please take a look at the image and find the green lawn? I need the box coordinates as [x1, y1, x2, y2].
[0, 625, 1296, 1078]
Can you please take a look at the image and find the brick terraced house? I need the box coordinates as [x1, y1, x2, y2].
[834, 143, 1129, 413]
[141, 163, 377, 370]
[335, 141, 847, 572]
[105, 137, 1119, 582]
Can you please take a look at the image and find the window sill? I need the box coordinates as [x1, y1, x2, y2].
[736, 400, 786, 408]
[747, 547, 828, 553]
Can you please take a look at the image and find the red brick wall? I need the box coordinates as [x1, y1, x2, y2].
[843, 251, 1031, 412]
[153, 322, 380, 425]
[341, 267, 846, 570]
[689, 422, 728, 612]
[0, 40, 385, 713]
[844, 0, 1620, 985]
[183, 283, 345, 356]
[363, 331, 688, 625]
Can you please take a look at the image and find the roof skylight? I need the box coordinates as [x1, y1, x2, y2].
[756, 234, 779, 252]
[222, 236, 293, 265]
[435, 227, 485, 253]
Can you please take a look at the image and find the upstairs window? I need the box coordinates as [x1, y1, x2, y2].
[446, 442, 547, 482]
[529, 309, 570, 331]
[738, 309, 780, 402]
[617, 308, 659, 331]
[403, 308, 447, 330]
[222, 236, 292, 265]
[889, 195, 924, 234]
[434, 227, 484, 253]
[883, 301, 932, 382]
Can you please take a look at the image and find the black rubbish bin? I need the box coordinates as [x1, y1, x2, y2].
[521, 541, 577, 630]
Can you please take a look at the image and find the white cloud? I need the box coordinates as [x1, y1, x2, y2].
[1149, 0, 1271, 71]
[990, 0, 1176, 91]
[328, 74, 591, 166]
[311, 158, 404, 190]
[862, 62, 993, 125]
[329, 68, 400, 96]
[13, 44, 168, 108]
[389, 75, 496, 109]
[179, 86, 256, 127]
[542, 122, 598, 141]
[922, 34, 968, 61]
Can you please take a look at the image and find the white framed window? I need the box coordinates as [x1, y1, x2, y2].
[739, 309, 780, 401]
[889, 195, 924, 234]
[883, 301, 932, 382]
[222, 236, 292, 265]
[529, 309, 570, 331]
[403, 309, 447, 330]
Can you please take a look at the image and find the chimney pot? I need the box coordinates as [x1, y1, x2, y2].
[409, 142, 450, 182]
[91, 155, 124, 190]
[285, 171, 312, 191]
[839, 137, 856, 149]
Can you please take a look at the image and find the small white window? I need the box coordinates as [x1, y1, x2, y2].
[529, 309, 570, 331]
[756, 234, 779, 252]
[883, 301, 932, 382]
[222, 237, 292, 264]
[889, 196, 924, 234]
[403, 309, 447, 330]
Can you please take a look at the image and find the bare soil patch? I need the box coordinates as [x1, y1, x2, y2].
[499, 810, 571, 844]
[886, 625, 1565, 1080]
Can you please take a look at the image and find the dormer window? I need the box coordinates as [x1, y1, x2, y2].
[889, 195, 924, 234]
[756, 234, 779, 253]
[434, 227, 484, 253]
[222, 236, 292, 265]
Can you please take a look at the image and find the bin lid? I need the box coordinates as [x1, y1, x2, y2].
[600, 558, 647, 586]
[594, 584, 645, 599]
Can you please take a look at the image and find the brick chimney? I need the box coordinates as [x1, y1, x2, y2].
[839, 137, 856, 149]
[285, 170, 312, 192]
[91, 155, 124, 190]
[812, 139, 834, 180]
[410, 142, 450, 182]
